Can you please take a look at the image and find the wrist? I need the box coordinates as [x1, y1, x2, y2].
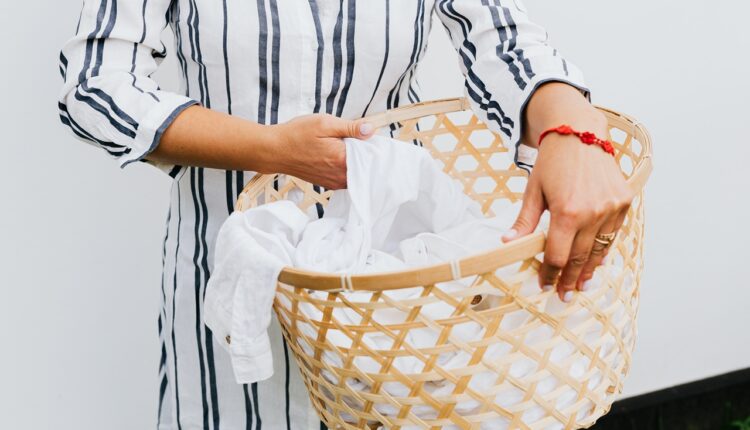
[245, 123, 289, 174]
[564, 108, 608, 137]
[524, 82, 607, 148]
[528, 108, 607, 149]
[537, 123, 616, 160]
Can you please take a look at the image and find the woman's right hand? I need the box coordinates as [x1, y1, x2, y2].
[150, 106, 375, 185]
[269, 113, 375, 190]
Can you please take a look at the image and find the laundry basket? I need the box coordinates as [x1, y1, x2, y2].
[235, 97, 653, 430]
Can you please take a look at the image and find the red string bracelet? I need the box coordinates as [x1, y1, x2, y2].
[538, 125, 615, 156]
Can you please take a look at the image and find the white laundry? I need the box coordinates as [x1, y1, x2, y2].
[204, 134, 625, 429]
[205, 134, 490, 384]
[292, 131, 486, 272]
[203, 201, 310, 383]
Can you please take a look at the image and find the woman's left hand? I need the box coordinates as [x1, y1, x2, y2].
[500, 83, 634, 302]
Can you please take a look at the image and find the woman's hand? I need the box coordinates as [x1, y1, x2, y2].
[151, 106, 373, 190]
[501, 83, 633, 302]
[504, 134, 633, 302]
[270, 113, 375, 190]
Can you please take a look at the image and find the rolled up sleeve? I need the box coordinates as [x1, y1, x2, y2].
[58, 0, 197, 175]
[434, 0, 589, 170]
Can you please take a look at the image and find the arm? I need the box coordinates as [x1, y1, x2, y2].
[59, 0, 371, 188]
[149, 106, 374, 189]
[58, 0, 197, 173]
[435, 1, 632, 300]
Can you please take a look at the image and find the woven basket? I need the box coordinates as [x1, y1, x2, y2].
[235, 97, 652, 430]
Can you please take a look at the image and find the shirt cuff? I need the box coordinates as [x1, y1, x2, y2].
[118, 95, 198, 171]
[230, 335, 275, 384]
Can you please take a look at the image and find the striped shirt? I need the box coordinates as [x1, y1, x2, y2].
[57, 0, 587, 429]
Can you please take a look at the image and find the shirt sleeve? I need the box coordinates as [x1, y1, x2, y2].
[58, 0, 198, 175]
[433, 0, 590, 171]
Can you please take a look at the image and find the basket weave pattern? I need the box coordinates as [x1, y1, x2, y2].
[236, 98, 651, 429]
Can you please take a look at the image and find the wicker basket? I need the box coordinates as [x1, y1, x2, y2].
[235, 97, 653, 430]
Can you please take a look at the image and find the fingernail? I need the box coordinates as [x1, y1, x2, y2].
[542, 284, 554, 292]
[359, 122, 373, 135]
[562, 291, 574, 303]
[502, 229, 518, 242]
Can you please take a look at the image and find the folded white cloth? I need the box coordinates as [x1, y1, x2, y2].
[204, 134, 489, 384]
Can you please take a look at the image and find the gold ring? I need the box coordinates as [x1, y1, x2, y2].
[594, 232, 617, 247]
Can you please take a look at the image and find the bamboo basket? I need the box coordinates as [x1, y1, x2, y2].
[235, 97, 653, 429]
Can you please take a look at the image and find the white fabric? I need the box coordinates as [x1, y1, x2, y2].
[205, 133, 489, 383]
[203, 202, 309, 383]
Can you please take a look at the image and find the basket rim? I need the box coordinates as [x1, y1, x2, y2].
[236, 97, 653, 292]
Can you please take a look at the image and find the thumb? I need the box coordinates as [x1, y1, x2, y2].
[502, 179, 545, 243]
[328, 116, 375, 140]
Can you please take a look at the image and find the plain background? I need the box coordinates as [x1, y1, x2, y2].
[2, 1, 748, 428]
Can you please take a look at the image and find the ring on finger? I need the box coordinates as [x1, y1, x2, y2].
[593, 231, 617, 247]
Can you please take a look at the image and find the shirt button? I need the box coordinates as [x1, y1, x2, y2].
[225, 335, 231, 344]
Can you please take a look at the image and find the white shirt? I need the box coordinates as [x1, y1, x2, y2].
[57, 0, 587, 429]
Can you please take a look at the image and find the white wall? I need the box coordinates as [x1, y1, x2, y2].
[1, 1, 748, 428]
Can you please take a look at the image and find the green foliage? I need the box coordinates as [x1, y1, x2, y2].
[727, 416, 750, 430]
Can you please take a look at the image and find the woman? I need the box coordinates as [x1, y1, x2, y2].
[58, 0, 632, 428]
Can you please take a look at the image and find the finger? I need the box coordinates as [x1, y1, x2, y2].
[558, 222, 602, 299]
[326, 115, 375, 139]
[576, 204, 630, 289]
[538, 216, 576, 294]
[576, 237, 609, 291]
[602, 205, 629, 261]
[502, 174, 545, 242]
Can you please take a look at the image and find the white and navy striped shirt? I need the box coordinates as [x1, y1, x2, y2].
[58, 1, 587, 428]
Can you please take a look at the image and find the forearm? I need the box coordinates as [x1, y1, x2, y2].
[145, 105, 374, 189]
[522, 82, 608, 149]
[147, 105, 282, 173]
